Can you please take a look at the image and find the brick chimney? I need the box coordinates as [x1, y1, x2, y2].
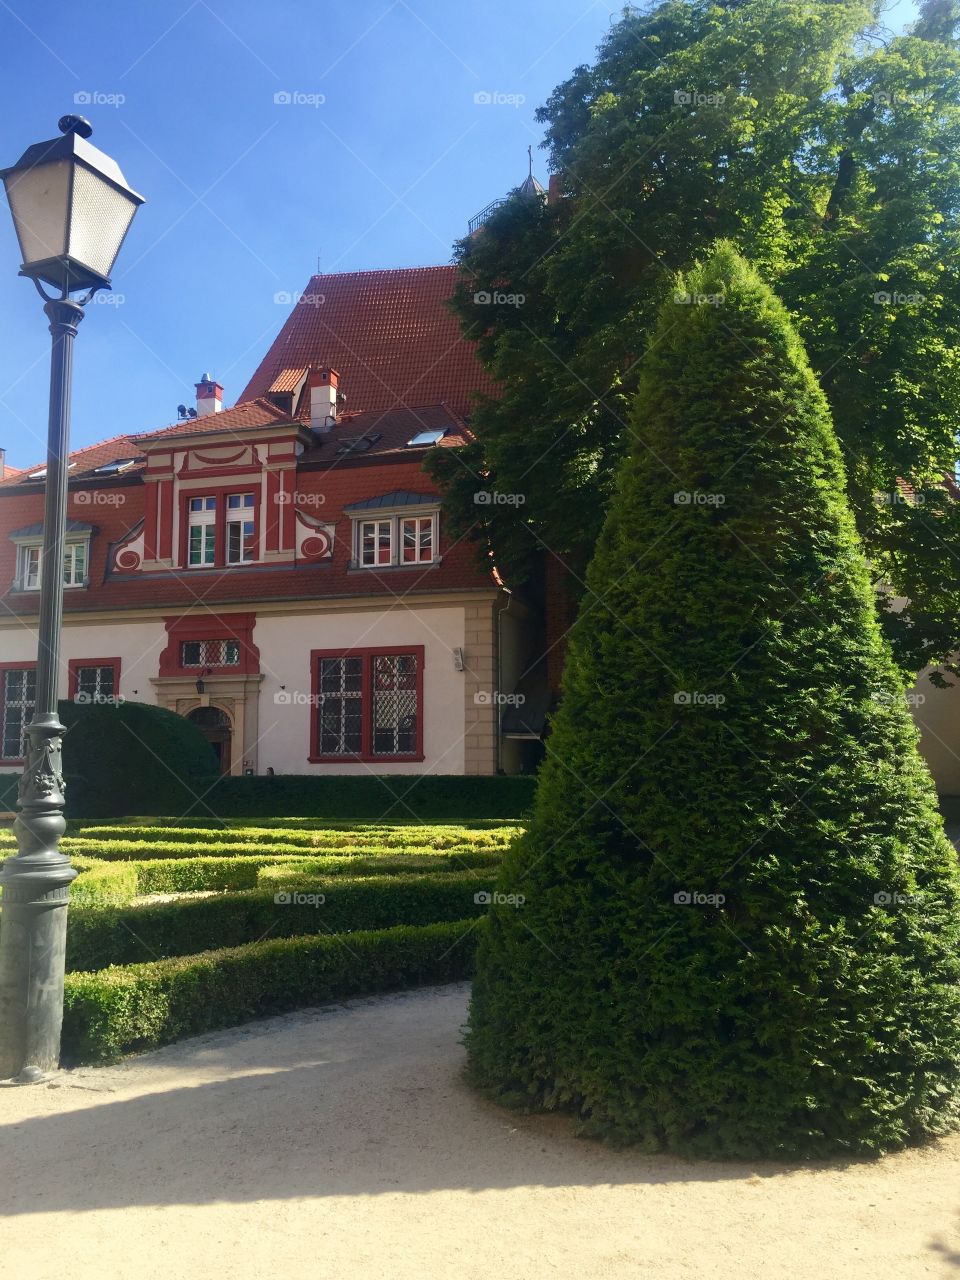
[308, 368, 340, 432]
[0, 447, 6, 480]
[195, 373, 223, 417]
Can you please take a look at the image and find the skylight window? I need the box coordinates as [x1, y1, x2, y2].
[336, 432, 382, 455]
[406, 428, 449, 447]
[28, 464, 76, 480]
[93, 457, 143, 475]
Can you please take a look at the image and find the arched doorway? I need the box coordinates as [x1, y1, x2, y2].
[188, 705, 232, 775]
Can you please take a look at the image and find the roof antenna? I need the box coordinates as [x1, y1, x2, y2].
[528, 144, 533, 179]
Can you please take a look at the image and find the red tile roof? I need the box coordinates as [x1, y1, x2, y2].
[239, 267, 497, 416]
[137, 397, 290, 441]
[0, 433, 144, 488]
[302, 405, 471, 468]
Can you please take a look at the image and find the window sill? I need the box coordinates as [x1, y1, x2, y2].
[347, 559, 441, 572]
[308, 753, 425, 765]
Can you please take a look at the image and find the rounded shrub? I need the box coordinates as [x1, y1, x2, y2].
[467, 243, 960, 1157]
[58, 700, 218, 819]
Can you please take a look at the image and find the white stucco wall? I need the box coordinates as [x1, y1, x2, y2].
[250, 605, 469, 775]
[0, 619, 167, 703]
[0, 603, 477, 777]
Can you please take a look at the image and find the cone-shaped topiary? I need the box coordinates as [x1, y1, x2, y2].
[467, 243, 960, 1157]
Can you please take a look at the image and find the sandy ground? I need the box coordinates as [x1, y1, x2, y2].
[1, 983, 959, 1280]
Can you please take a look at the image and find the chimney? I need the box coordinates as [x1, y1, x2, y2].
[308, 368, 340, 432]
[0, 447, 6, 480]
[195, 373, 223, 417]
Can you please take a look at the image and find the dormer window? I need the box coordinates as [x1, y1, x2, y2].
[11, 523, 92, 591]
[346, 493, 441, 570]
[184, 492, 259, 568]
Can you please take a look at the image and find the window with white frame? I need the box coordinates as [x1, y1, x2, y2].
[15, 540, 88, 591]
[226, 493, 256, 564]
[353, 510, 438, 568]
[187, 496, 217, 567]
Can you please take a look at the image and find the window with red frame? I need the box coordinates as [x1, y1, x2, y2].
[0, 664, 36, 761]
[69, 659, 120, 705]
[186, 492, 257, 567]
[312, 649, 422, 760]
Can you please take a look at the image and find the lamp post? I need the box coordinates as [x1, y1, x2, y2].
[0, 116, 143, 1081]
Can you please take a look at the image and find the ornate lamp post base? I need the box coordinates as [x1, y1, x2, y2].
[0, 712, 77, 1080]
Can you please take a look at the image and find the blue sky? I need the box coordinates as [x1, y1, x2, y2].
[0, 0, 919, 468]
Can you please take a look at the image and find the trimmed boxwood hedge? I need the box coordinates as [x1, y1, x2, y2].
[62, 917, 482, 1064]
[62, 836, 512, 862]
[66, 871, 491, 971]
[74, 823, 519, 849]
[200, 774, 536, 821]
[67, 849, 505, 905]
[5, 770, 535, 822]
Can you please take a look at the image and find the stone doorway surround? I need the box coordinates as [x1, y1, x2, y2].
[150, 673, 264, 776]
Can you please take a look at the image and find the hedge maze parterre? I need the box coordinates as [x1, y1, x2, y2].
[0, 819, 520, 1064]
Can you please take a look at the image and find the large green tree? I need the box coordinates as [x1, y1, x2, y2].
[431, 0, 960, 679]
[466, 244, 960, 1157]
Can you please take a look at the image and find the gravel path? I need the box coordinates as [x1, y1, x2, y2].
[2, 982, 959, 1279]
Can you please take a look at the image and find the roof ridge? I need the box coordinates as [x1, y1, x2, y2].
[303, 265, 457, 283]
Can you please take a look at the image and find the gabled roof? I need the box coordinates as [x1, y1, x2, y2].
[239, 266, 497, 415]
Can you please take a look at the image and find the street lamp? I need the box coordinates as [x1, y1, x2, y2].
[0, 116, 143, 1082]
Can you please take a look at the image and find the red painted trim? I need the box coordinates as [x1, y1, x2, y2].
[280, 470, 296, 550]
[0, 660, 37, 764]
[159, 613, 259, 676]
[67, 657, 122, 700]
[159, 478, 174, 560]
[308, 645, 425, 763]
[179, 463, 263, 480]
[178, 482, 261, 569]
[144, 481, 158, 559]
[265, 469, 280, 553]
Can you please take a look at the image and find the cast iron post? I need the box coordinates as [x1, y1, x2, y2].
[0, 299, 83, 1081]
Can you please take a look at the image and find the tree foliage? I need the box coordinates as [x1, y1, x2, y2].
[466, 244, 960, 1157]
[430, 0, 960, 678]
